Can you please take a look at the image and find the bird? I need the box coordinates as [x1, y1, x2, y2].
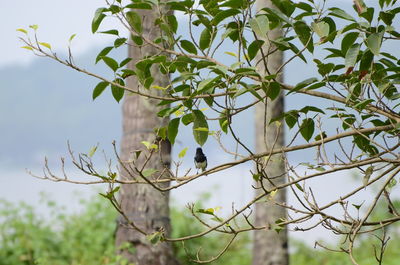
[194, 147, 207, 173]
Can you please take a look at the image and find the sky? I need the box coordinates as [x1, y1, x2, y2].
[1, 0, 398, 247]
[2, 1, 124, 67]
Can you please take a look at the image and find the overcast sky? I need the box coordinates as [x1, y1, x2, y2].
[2, 1, 125, 67]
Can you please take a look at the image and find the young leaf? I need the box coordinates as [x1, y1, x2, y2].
[88, 145, 98, 157]
[16, 28, 28, 34]
[178, 147, 188, 158]
[69, 34, 77, 42]
[363, 166, 374, 186]
[167, 118, 180, 145]
[39, 42, 51, 49]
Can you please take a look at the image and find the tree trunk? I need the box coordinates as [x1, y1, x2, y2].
[115, 7, 177, 265]
[253, 1, 288, 265]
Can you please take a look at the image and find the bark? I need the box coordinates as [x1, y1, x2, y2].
[252, 0, 289, 265]
[115, 6, 178, 265]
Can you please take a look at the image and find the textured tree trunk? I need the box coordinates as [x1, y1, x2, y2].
[115, 7, 177, 265]
[253, 1, 288, 265]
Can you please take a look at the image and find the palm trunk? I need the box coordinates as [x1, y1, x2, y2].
[253, 0, 288, 264]
[115, 7, 177, 265]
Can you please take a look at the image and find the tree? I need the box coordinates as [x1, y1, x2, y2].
[114, 4, 177, 265]
[252, 0, 288, 264]
[22, 0, 400, 264]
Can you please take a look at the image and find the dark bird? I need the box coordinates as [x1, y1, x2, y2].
[194, 147, 207, 173]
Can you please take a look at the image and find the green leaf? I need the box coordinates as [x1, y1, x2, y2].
[111, 78, 125, 102]
[300, 106, 325, 114]
[220, 0, 245, 8]
[293, 21, 313, 52]
[264, 82, 281, 100]
[132, 35, 143, 45]
[249, 15, 269, 38]
[219, 110, 230, 134]
[92, 81, 109, 100]
[311, 21, 329, 39]
[366, 32, 383, 56]
[92, 8, 107, 33]
[212, 9, 240, 25]
[142, 168, 158, 178]
[248, 40, 264, 60]
[284, 111, 299, 129]
[178, 147, 188, 158]
[167, 118, 180, 145]
[197, 78, 214, 93]
[354, 99, 374, 111]
[253, 173, 261, 181]
[156, 127, 167, 140]
[101, 56, 119, 71]
[120, 57, 132, 68]
[341, 32, 359, 55]
[345, 43, 360, 70]
[300, 118, 315, 142]
[157, 105, 182, 118]
[379, 11, 395, 25]
[199, 28, 212, 50]
[271, 0, 296, 16]
[180, 40, 197, 54]
[126, 11, 142, 33]
[197, 208, 215, 215]
[114, 37, 127, 48]
[359, 50, 374, 71]
[99, 29, 119, 35]
[126, 3, 153, 9]
[192, 110, 208, 146]
[182, 113, 194, 125]
[147, 231, 163, 245]
[329, 7, 355, 21]
[96, 46, 113, 63]
[289, 77, 318, 94]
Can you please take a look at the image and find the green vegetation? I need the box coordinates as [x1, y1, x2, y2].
[1, 194, 399, 264]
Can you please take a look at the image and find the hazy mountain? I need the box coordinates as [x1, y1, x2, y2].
[0, 47, 125, 169]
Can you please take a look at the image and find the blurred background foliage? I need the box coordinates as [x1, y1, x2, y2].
[0, 193, 399, 265]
